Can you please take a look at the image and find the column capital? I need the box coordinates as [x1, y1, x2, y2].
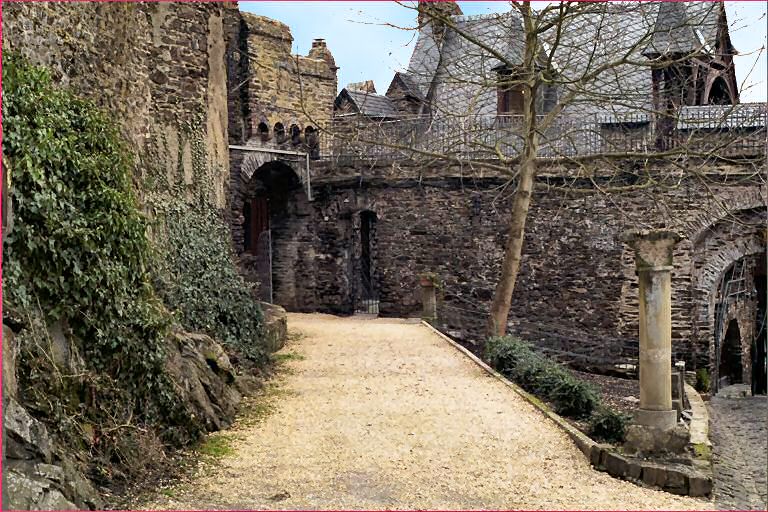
[621, 229, 682, 270]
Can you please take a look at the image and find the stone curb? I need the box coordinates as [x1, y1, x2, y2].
[684, 383, 711, 448]
[420, 321, 713, 498]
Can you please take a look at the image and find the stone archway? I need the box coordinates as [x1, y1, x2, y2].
[230, 152, 304, 303]
[690, 207, 767, 391]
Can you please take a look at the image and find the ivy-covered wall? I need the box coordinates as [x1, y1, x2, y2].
[2, 1, 233, 208]
[2, 4, 274, 506]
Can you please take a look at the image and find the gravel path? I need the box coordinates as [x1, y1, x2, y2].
[147, 313, 709, 510]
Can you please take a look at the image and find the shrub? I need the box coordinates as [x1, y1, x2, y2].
[485, 335, 534, 373]
[549, 376, 599, 418]
[695, 368, 710, 393]
[2, 53, 205, 473]
[485, 336, 599, 419]
[589, 406, 630, 443]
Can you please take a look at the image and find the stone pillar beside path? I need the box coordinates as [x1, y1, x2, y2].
[622, 230, 681, 433]
[420, 275, 438, 322]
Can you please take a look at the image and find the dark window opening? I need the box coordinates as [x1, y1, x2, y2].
[498, 85, 525, 116]
[290, 124, 301, 146]
[274, 122, 286, 144]
[305, 126, 319, 159]
[257, 122, 270, 142]
[708, 76, 733, 105]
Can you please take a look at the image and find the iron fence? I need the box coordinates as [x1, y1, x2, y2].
[434, 291, 640, 375]
[316, 103, 767, 165]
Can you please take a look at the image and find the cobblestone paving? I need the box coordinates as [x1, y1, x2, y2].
[709, 386, 768, 510]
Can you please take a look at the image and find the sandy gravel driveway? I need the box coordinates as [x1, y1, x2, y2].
[147, 313, 708, 510]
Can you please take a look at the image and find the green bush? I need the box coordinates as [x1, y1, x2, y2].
[485, 336, 599, 418]
[695, 368, 710, 393]
[589, 406, 630, 443]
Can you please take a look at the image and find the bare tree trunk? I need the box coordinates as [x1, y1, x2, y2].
[487, 1, 539, 337]
[487, 144, 537, 336]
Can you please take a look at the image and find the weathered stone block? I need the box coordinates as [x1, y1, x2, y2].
[260, 302, 288, 352]
[589, 444, 604, 467]
[641, 463, 667, 488]
[664, 469, 688, 495]
[604, 451, 628, 478]
[687, 473, 713, 497]
[624, 424, 690, 455]
[627, 461, 643, 480]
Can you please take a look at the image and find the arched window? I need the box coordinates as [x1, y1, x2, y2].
[290, 124, 301, 146]
[274, 122, 286, 144]
[257, 122, 270, 142]
[707, 76, 733, 106]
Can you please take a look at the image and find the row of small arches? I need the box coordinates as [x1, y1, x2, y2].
[256, 122, 317, 146]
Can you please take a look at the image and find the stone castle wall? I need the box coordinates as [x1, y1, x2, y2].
[249, 158, 765, 372]
[227, 12, 337, 145]
[3, 2, 233, 208]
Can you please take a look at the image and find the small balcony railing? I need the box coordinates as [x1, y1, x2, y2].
[314, 103, 767, 165]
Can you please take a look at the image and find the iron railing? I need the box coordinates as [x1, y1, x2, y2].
[316, 103, 767, 165]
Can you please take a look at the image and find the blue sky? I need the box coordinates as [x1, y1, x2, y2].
[241, 1, 767, 103]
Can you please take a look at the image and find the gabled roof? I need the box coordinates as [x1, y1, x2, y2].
[643, 2, 699, 57]
[335, 89, 398, 118]
[386, 72, 425, 101]
[402, 2, 734, 119]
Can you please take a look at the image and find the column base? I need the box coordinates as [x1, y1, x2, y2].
[633, 408, 678, 430]
[624, 423, 690, 455]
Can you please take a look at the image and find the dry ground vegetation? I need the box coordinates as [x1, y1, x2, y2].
[133, 314, 709, 510]
[112, 330, 306, 509]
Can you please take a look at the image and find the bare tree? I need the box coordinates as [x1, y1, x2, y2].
[309, 1, 765, 337]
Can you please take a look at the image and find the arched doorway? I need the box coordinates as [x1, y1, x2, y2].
[719, 319, 743, 388]
[236, 160, 302, 303]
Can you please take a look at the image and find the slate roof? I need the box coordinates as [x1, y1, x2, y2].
[339, 89, 399, 118]
[389, 72, 425, 101]
[402, 2, 726, 120]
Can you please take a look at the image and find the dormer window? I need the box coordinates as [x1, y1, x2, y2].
[495, 67, 525, 116]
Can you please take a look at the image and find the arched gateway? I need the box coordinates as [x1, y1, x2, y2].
[230, 150, 306, 303]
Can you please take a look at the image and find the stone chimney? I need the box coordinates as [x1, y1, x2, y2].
[417, 0, 462, 29]
[346, 80, 377, 94]
[308, 38, 338, 71]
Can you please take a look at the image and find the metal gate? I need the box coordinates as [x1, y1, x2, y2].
[254, 230, 273, 303]
[355, 211, 379, 315]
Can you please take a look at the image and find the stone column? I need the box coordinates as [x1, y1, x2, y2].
[420, 276, 438, 322]
[623, 230, 681, 431]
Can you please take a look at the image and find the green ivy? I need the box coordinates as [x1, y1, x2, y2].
[152, 203, 267, 366]
[2, 54, 200, 445]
